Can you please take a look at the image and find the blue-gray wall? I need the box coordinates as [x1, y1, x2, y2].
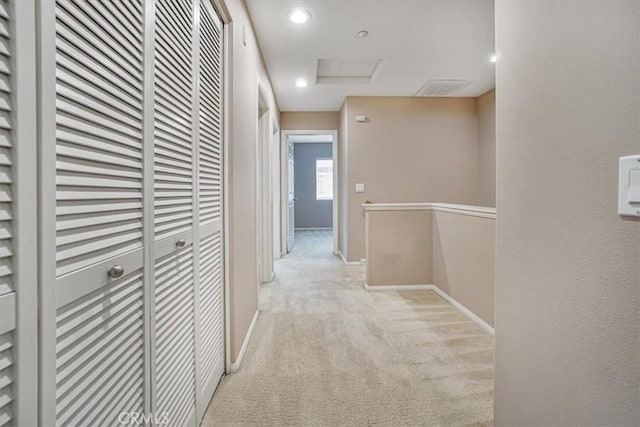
[294, 143, 332, 228]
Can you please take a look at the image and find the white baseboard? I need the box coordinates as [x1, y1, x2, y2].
[229, 310, 259, 373]
[364, 283, 433, 291]
[362, 282, 495, 335]
[429, 285, 495, 335]
[337, 250, 364, 266]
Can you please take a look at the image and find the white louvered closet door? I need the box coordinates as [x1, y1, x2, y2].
[44, 0, 147, 425]
[152, 0, 197, 425]
[196, 0, 225, 416]
[39, 0, 226, 425]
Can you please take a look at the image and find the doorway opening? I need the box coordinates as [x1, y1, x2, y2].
[280, 130, 339, 256]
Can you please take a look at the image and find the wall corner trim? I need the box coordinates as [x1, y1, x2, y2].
[337, 251, 363, 265]
[363, 283, 495, 335]
[229, 310, 260, 373]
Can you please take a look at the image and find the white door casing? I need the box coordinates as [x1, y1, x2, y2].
[271, 118, 281, 260]
[280, 130, 339, 255]
[258, 105, 273, 283]
[287, 138, 295, 252]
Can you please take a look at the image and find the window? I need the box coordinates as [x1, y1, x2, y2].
[316, 158, 333, 200]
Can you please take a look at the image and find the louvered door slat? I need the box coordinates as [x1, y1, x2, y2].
[0, 3, 14, 425]
[56, 1, 142, 79]
[198, 232, 223, 390]
[0, 332, 13, 427]
[154, 0, 194, 242]
[155, 246, 196, 427]
[198, 2, 223, 227]
[55, 0, 144, 279]
[67, 0, 142, 55]
[0, 0, 11, 301]
[54, 271, 145, 427]
[56, 46, 141, 110]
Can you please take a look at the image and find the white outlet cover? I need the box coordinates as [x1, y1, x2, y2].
[355, 183, 365, 193]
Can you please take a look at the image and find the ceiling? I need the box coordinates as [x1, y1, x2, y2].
[246, 0, 495, 112]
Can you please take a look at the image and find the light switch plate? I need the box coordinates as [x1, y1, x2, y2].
[355, 183, 365, 193]
[619, 155, 640, 217]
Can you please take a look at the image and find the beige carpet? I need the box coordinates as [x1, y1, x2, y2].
[203, 230, 494, 426]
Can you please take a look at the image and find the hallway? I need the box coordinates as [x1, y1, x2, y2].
[204, 231, 495, 426]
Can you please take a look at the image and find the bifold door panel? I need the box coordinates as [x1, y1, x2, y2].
[51, 1, 147, 425]
[154, 0, 194, 244]
[37, 0, 226, 425]
[0, 1, 15, 424]
[197, 1, 225, 411]
[197, 230, 224, 402]
[154, 247, 196, 427]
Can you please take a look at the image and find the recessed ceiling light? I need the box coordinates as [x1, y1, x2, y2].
[357, 30, 369, 38]
[489, 53, 499, 63]
[295, 78, 308, 88]
[288, 9, 311, 24]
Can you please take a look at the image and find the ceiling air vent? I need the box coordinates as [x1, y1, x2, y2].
[414, 79, 469, 97]
[316, 58, 385, 85]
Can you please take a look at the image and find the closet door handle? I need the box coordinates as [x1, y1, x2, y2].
[175, 239, 186, 248]
[108, 265, 125, 279]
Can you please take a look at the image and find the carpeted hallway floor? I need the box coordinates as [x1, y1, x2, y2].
[202, 230, 495, 426]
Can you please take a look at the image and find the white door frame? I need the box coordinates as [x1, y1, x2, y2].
[280, 130, 339, 255]
[271, 118, 281, 260]
[256, 78, 274, 284]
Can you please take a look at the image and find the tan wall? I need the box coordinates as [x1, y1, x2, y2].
[432, 211, 495, 327]
[280, 112, 339, 130]
[365, 206, 495, 327]
[495, 1, 640, 425]
[225, 0, 279, 363]
[366, 210, 432, 286]
[477, 90, 495, 207]
[345, 97, 480, 261]
[338, 103, 348, 257]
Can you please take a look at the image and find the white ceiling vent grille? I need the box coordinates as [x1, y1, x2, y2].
[316, 58, 385, 84]
[415, 79, 469, 97]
